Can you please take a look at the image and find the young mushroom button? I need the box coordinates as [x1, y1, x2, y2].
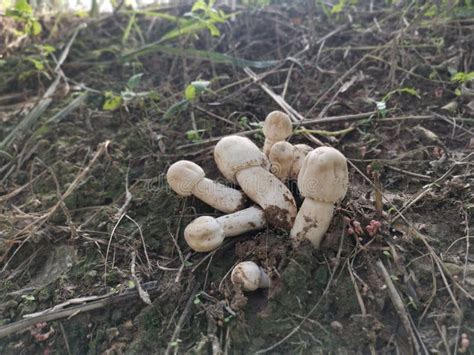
[166, 160, 246, 213]
[290, 147, 349, 248]
[262, 111, 293, 156]
[269, 142, 312, 182]
[184, 206, 266, 252]
[231, 261, 270, 291]
[269, 141, 295, 181]
[290, 144, 313, 180]
[214, 136, 297, 230]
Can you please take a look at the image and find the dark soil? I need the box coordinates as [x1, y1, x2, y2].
[0, 1, 473, 354]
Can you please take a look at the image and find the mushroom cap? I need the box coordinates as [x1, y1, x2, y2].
[231, 261, 262, 291]
[290, 144, 313, 178]
[297, 147, 349, 203]
[184, 216, 225, 252]
[269, 141, 295, 178]
[214, 136, 270, 184]
[262, 111, 293, 141]
[167, 160, 205, 196]
[294, 144, 313, 155]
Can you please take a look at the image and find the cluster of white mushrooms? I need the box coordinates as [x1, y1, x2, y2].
[167, 111, 349, 292]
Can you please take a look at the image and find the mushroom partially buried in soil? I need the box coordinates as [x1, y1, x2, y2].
[166, 160, 246, 213]
[214, 136, 297, 230]
[290, 147, 349, 248]
[262, 111, 293, 156]
[184, 206, 266, 252]
[231, 261, 270, 291]
[269, 142, 312, 181]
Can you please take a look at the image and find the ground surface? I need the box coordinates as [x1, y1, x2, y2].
[0, 1, 473, 354]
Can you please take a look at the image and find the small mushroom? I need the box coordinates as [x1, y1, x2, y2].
[290, 144, 313, 180]
[214, 135, 297, 230]
[262, 111, 293, 156]
[269, 142, 312, 181]
[290, 147, 349, 248]
[167, 160, 246, 213]
[269, 141, 295, 181]
[231, 261, 270, 291]
[184, 206, 265, 252]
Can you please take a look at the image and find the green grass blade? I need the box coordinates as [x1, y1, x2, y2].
[121, 44, 279, 69]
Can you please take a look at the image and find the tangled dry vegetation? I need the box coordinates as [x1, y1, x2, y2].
[0, 1, 473, 354]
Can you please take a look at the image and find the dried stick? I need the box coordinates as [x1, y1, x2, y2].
[0, 281, 159, 339]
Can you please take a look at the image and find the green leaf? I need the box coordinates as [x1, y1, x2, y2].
[160, 20, 213, 42]
[451, 71, 474, 83]
[31, 20, 42, 35]
[424, 4, 438, 17]
[185, 84, 197, 101]
[185, 80, 210, 101]
[331, 0, 346, 14]
[399, 87, 420, 99]
[186, 129, 205, 142]
[454, 88, 462, 96]
[127, 73, 143, 90]
[15, 0, 32, 14]
[205, 22, 220, 37]
[121, 44, 280, 69]
[130, 10, 180, 23]
[27, 57, 44, 71]
[122, 13, 136, 45]
[103, 92, 123, 111]
[163, 99, 189, 119]
[39, 44, 55, 54]
[192, 0, 207, 12]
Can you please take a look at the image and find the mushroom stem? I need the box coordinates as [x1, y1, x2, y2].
[290, 199, 334, 248]
[219, 206, 266, 237]
[236, 166, 296, 230]
[167, 160, 246, 213]
[214, 136, 297, 230]
[193, 177, 245, 213]
[231, 261, 270, 291]
[290, 147, 349, 248]
[184, 206, 265, 252]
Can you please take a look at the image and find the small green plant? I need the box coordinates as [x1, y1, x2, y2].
[184, 80, 211, 101]
[103, 73, 158, 111]
[185, 129, 205, 142]
[451, 71, 474, 83]
[374, 87, 420, 117]
[163, 79, 211, 120]
[451, 71, 474, 96]
[153, 0, 230, 43]
[5, 0, 42, 36]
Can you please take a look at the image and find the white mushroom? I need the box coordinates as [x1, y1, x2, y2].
[231, 261, 270, 291]
[290, 144, 313, 180]
[167, 160, 246, 213]
[269, 142, 312, 181]
[262, 111, 293, 156]
[290, 147, 349, 248]
[184, 206, 265, 252]
[214, 136, 297, 230]
[269, 141, 295, 181]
